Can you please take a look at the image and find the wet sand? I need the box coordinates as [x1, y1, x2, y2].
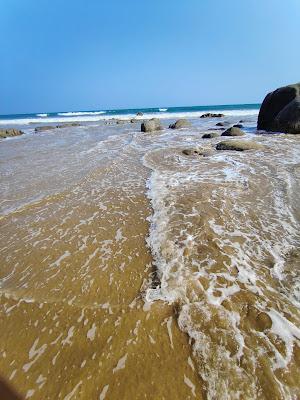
[0, 119, 299, 399]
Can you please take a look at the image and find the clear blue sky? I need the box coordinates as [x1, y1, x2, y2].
[0, 0, 299, 114]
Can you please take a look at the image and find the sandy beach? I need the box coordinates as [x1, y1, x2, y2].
[0, 108, 299, 399]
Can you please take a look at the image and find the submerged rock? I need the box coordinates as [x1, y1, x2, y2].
[0, 128, 24, 138]
[216, 140, 263, 151]
[141, 118, 162, 132]
[182, 148, 211, 156]
[221, 127, 245, 137]
[200, 113, 225, 118]
[257, 82, 300, 134]
[136, 112, 143, 116]
[116, 120, 126, 124]
[35, 123, 81, 132]
[57, 122, 81, 128]
[35, 126, 55, 132]
[202, 132, 220, 139]
[216, 122, 225, 126]
[169, 119, 191, 129]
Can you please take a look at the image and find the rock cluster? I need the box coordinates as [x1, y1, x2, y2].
[35, 123, 81, 132]
[200, 113, 224, 118]
[0, 129, 24, 138]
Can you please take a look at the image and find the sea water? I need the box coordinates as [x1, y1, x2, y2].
[1, 105, 299, 400]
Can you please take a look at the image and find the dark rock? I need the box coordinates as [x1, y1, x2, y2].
[141, 118, 162, 133]
[216, 122, 225, 126]
[275, 98, 300, 134]
[169, 119, 191, 129]
[0, 128, 24, 138]
[216, 140, 263, 151]
[136, 112, 143, 116]
[202, 132, 220, 139]
[35, 123, 81, 132]
[257, 82, 300, 134]
[35, 126, 55, 132]
[233, 124, 244, 128]
[221, 127, 245, 137]
[116, 120, 126, 124]
[57, 122, 81, 128]
[200, 113, 225, 118]
[130, 119, 137, 123]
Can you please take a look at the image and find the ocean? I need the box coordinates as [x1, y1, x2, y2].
[0, 103, 260, 128]
[0, 104, 300, 400]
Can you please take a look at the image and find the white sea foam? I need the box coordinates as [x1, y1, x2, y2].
[36, 113, 48, 117]
[143, 137, 300, 399]
[159, 108, 168, 112]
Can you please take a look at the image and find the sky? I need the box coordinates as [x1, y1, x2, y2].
[0, 0, 299, 115]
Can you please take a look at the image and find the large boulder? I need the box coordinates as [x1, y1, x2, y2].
[0, 129, 24, 138]
[141, 118, 162, 132]
[221, 127, 245, 137]
[257, 82, 300, 134]
[216, 140, 263, 151]
[169, 119, 191, 129]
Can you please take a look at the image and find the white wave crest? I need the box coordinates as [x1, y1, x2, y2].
[57, 111, 106, 116]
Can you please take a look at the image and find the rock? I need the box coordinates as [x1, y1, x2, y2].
[116, 120, 126, 124]
[216, 140, 263, 151]
[216, 122, 225, 126]
[202, 132, 220, 139]
[0, 128, 24, 138]
[35, 123, 81, 132]
[130, 119, 137, 123]
[182, 148, 211, 156]
[221, 127, 245, 137]
[169, 119, 191, 129]
[200, 113, 224, 118]
[57, 122, 81, 128]
[35, 126, 55, 132]
[141, 118, 162, 133]
[136, 112, 143, 116]
[257, 82, 300, 134]
[275, 98, 300, 134]
[233, 124, 244, 128]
